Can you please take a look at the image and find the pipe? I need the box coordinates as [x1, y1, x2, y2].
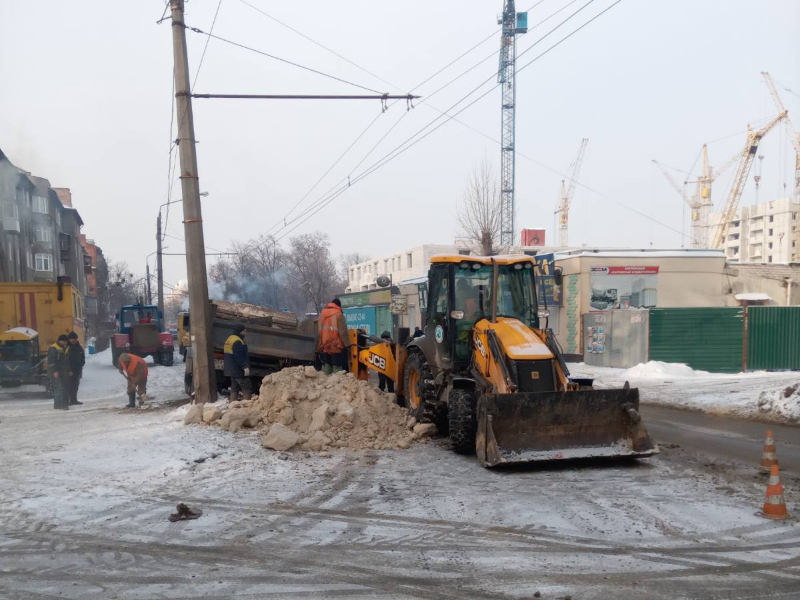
[786, 278, 793, 306]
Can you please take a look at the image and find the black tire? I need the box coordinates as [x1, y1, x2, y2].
[161, 350, 174, 367]
[402, 352, 435, 421]
[111, 349, 119, 368]
[448, 388, 477, 455]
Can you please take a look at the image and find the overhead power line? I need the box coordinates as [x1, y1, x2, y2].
[185, 25, 387, 95]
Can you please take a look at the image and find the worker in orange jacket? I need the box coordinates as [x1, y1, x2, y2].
[118, 353, 149, 408]
[317, 298, 350, 375]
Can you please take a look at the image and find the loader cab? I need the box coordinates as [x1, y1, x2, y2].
[426, 256, 541, 372]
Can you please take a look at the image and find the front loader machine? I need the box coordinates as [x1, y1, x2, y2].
[402, 255, 658, 468]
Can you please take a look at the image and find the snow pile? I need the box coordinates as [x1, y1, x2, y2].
[623, 361, 708, 379]
[186, 366, 435, 453]
[758, 383, 800, 424]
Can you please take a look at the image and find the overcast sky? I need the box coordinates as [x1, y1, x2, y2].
[1, 0, 798, 290]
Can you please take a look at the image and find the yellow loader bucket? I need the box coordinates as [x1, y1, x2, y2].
[475, 385, 658, 467]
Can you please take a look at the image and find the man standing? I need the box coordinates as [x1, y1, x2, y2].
[48, 334, 69, 410]
[65, 332, 85, 406]
[118, 353, 148, 408]
[318, 298, 350, 375]
[224, 324, 251, 400]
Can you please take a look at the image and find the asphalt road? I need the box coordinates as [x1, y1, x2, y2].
[641, 404, 800, 476]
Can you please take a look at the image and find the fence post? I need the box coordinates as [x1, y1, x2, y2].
[742, 305, 749, 372]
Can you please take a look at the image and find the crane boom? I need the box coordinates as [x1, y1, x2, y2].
[652, 160, 689, 205]
[761, 71, 800, 203]
[711, 111, 787, 249]
[557, 138, 589, 247]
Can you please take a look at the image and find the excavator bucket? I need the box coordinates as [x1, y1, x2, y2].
[475, 385, 658, 468]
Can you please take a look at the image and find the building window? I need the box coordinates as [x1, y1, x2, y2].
[35, 253, 53, 272]
[55, 209, 61, 227]
[793, 213, 797, 220]
[768, 256, 773, 263]
[384, 259, 388, 273]
[769, 215, 774, 223]
[406, 253, 413, 269]
[32, 195, 49, 214]
[3, 202, 17, 219]
[768, 242, 773, 250]
[33, 223, 50, 242]
[768, 229, 773, 236]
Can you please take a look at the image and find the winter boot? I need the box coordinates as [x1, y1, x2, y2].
[322, 364, 333, 376]
[331, 366, 343, 374]
[138, 394, 149, 406]
[126, 392, 136, 408]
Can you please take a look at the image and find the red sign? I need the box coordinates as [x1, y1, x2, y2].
[520, 228, 546, 246]
[591, 266, 659, 275]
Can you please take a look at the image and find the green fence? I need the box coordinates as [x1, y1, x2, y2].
[649, 308, 744, 373]
[747, 306, 800, 371]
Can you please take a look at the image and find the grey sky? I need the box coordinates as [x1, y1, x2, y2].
[1, 0, 798, 291]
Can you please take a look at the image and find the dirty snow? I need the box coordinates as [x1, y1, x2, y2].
[572, 360, 800, 424]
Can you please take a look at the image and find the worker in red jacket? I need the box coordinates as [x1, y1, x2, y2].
[118, 353, 149, 408]
[317, 298, 350, 375]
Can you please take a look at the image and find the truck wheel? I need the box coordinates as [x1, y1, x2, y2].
[448, 388, 477, 455]
[161, 350, 174, 367]
[402, 352, 434, 421]
[111, 350, 119, 368]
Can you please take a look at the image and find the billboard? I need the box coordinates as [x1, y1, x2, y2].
[343, 306, 377, 335]
[590, 266, 658, 311]
[534, 253, 562, 307]
[520, 228, 546, 246]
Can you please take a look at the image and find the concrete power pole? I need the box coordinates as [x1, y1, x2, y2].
[169, 0, 216, 403]
[156, 212, 164, 315]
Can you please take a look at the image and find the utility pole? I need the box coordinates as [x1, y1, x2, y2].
[156, 212, 164, 315]
[146, 263, 153, 304]
[170, 0, 216, 403]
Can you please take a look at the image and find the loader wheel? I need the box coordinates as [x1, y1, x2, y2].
[403, 352, 434, 421]
[448, 388, 477, 455]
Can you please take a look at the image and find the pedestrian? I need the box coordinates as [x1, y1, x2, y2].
[317, 298, 350, 375]
[118, 353, 148, 408]
[224, 324, 251, 400]
[377, 330, 395, 394]
[48, 334, 69, 410]
[65, 331, 85, 406]
[412, 327, 424, 339]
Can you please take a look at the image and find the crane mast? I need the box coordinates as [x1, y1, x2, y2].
[761, 71, 800, 203]
[558, 138, 589, 246]
[711, 111, 787, 249]
[498, 1, 527, 247]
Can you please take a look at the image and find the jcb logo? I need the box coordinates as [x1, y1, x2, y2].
[368, 353, 386, 370]
[474, 336, 487, 359]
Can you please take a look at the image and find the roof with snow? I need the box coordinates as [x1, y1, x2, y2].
[734, 292, 771, 301]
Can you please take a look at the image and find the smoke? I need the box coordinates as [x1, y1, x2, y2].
[207, 279, 242, 303]
[180, 296, 189, 311]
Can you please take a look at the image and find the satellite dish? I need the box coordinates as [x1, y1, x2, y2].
[376, 275, 392, 288]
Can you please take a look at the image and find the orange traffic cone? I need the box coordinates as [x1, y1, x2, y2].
[759, 464, 792, 520]
[759, 429, 779, 472]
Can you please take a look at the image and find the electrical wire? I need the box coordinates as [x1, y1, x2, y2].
[271, 0, 624, 243]
[268, 0, 600, 240]
[193, 0, 224, 89]
[185, 26, 386, 94]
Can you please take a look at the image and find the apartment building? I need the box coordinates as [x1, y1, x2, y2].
[345, 244, 463, 292]
[708, 197, 799, 263]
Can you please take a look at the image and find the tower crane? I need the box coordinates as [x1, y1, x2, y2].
[762, 71, 800, 202]
[653, 147, 737, 247]
[498, 1, 527, 247]
[555, 138, 589, 247]
[711, 111, 787, 249]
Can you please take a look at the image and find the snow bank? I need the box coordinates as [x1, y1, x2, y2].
[758, 383, 800, 423]
[622, 361, 708, 379]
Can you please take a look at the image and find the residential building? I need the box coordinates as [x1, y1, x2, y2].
[345, 244, 463, 293]
[708, 197, 799, 263]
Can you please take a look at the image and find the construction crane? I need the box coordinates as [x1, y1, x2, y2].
[555, 138, 589, 247]
[762, 71, 800, 202]
[653, 147, 737, 248]
[498, 1, 527, 247]
[711, 111, 787, 249]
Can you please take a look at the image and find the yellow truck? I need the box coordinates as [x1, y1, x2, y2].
[0, 280, 85, 349]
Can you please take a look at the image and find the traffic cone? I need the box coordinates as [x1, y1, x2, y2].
[759, 464, 792, 520]
[759, 429, 779, 472]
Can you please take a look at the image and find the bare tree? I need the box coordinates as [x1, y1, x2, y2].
[457, 159, 503, 256]
[339, 251, 370, 283]
[104, 260, 146, 318]
[285, 231, 343, 314]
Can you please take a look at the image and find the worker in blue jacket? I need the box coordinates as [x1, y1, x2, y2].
[224, 324, 251, 400]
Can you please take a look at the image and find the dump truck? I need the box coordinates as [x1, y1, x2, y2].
[110, 302, 174, 367]
[0, 279, 85, 348]
[0, 327, 49, 394]
[184, 300, 317, 396]
[348, 254, 658, 467]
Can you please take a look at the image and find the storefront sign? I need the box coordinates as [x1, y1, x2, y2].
[590, 265, 659, 311]
[344, 306, 377, 335]
[390, 296, 408, 315]
[340, 289, 392, 309]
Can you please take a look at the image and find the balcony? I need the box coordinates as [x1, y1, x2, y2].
[59, 233, 71, 261]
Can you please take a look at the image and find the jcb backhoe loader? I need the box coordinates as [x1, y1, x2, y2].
[349, 255, 658, 467]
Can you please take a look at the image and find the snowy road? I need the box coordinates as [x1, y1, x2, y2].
[1, 353, 799, 600]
